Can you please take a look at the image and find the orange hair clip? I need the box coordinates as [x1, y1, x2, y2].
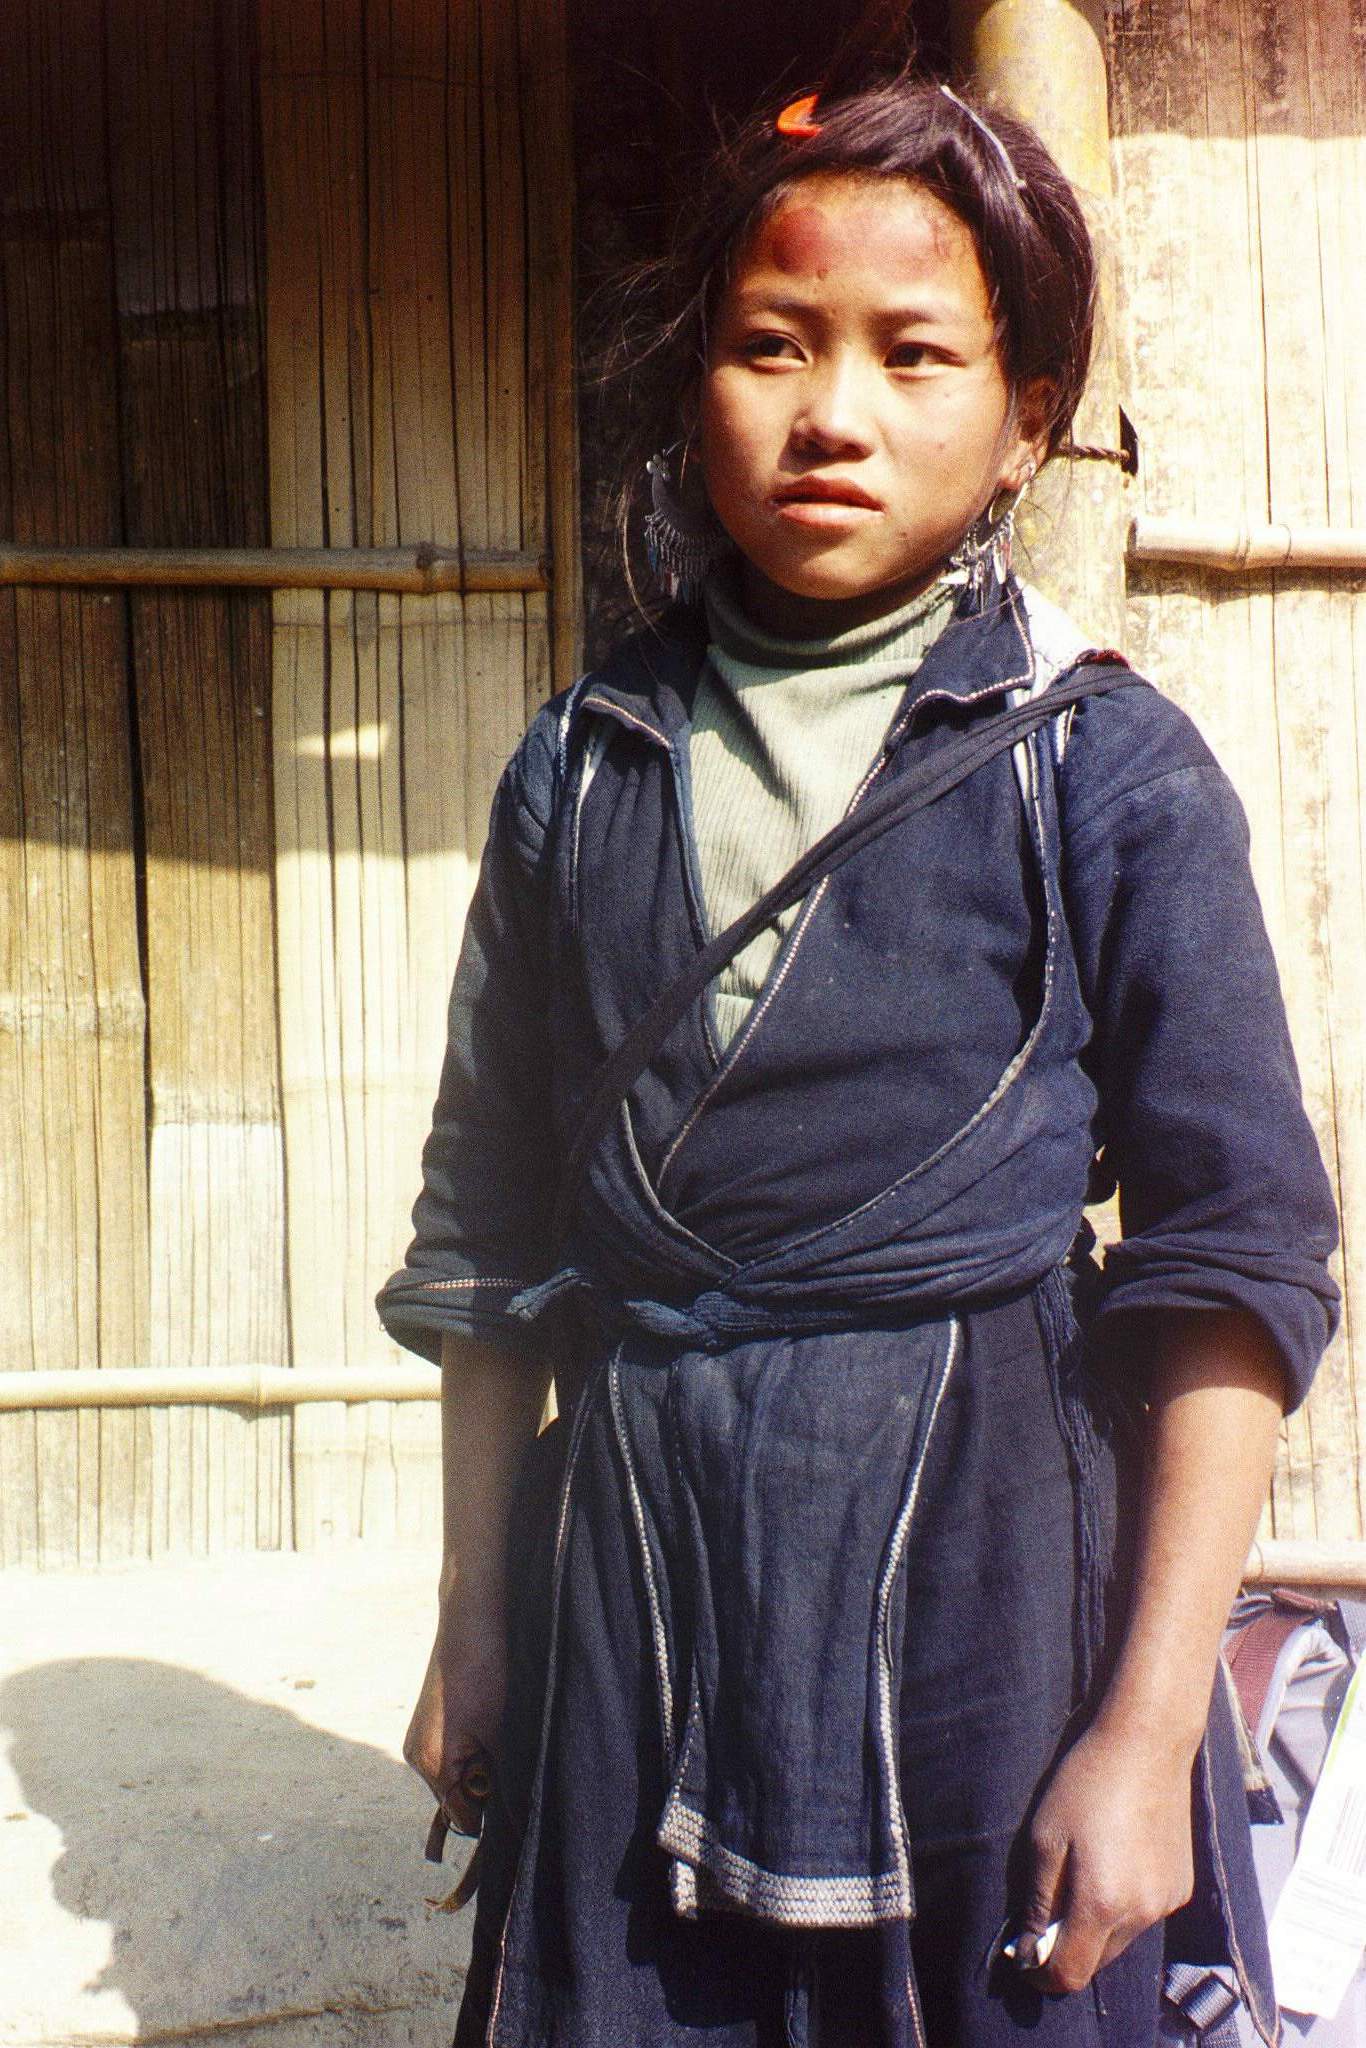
[775, 93, 822, 139]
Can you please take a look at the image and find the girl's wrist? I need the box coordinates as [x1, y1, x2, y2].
[1088, 1673, 1209, 1769]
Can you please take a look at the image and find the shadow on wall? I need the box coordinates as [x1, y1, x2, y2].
[0, 1659, 469, 2045]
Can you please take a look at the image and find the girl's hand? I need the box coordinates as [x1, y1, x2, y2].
[404, 1582, 507, 1835]
[1016, 1717, 1195, 1993]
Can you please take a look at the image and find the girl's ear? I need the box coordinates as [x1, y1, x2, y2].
[1000, 376, 1055, 490]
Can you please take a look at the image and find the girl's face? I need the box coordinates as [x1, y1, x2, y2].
[699, 173, 1046, 634]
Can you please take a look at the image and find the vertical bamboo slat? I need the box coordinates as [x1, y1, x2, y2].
[0, 0, 149, 1566]
[1110, 0, 1366, 1541]
[523, 0, 582, 713]
[105, 0, 288, 1557]
[1250, 1, 1363, 1546]
[262, 0, 573, 1544]
[262, 0, 367, 1545]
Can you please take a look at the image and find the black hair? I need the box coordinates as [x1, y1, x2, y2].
[602, 72, 1097, 608]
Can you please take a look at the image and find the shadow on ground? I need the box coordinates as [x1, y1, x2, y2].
[2, 1658, 467, 2045]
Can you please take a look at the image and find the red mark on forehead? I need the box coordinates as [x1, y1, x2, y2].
[764, 202, 838, 275]
[755, 183, 972, 284]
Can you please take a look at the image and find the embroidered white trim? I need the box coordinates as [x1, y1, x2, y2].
[608, 1355, 677, 1759]
[418, 1275, 524, 1290]
[579, 694, 668, 746]
[658, 1801, 914, 1926]
[618, 1100, 738, 1270]
[873, 1318, 962, 1899]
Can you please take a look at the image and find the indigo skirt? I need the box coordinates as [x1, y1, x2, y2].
[452, 1291, 1167, 2047]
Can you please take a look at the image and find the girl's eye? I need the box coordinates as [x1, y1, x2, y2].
[739, 333, 800, 362]
[887, 342, 935, 369]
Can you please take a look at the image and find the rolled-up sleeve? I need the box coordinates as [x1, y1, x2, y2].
[376, 709, 561, 1362]
[1061, 686, 1340, 1410]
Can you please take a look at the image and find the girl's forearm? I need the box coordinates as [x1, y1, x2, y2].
[1022, 1308, 1285, 1989]
[1093, 1307, 1285, 1762]
[437, 1330, 552, 1609]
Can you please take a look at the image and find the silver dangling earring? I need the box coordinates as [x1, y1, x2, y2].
[643, 445, 728, 603]
[949, 508, 1003, 603]
[950, 467, 1035, 602]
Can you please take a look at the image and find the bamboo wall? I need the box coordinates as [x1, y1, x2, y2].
[261, 0, 575, 1548]
[0, 0, 575, 1565]
[1108, 0, 1366, 1541]
[5, 0, 1364, 1562]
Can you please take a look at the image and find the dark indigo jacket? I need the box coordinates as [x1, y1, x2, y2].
[378, 576, 1339, 2047]
[379, 578, 1338, 1402]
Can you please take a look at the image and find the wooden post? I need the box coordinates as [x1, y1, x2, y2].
[950, 0, 1126, 647]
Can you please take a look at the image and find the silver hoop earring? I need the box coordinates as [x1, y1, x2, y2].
[643, 446, 728, 604]
[950, 473, 1032, 602]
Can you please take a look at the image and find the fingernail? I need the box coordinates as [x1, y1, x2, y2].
[1002, 1919, 1061, 1971]
[1033, 1921, 1062, 1968]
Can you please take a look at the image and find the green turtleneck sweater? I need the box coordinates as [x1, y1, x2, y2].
[691, 573, 958, 1050]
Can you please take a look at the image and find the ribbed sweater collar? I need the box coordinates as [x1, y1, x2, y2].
[703, 566, 961, 676]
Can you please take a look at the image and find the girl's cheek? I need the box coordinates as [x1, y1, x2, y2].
[703, 398, 769, 489]
[711, 384, 767, 450]
[700, 378, 748, 458]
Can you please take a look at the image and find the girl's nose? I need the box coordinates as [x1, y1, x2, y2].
[790, 358, 877, 458]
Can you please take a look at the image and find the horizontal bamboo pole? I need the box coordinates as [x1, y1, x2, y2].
[1130, 516, 1366, 573]
[1243, 1539, 1366, 1589]
[0, 1365, 439, 1411]
[3, 1378, 1362, 1578]
[0, 542, 548, 594]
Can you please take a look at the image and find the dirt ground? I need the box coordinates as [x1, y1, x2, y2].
[0, 1548, 474, 2047]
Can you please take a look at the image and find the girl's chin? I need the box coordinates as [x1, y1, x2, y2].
[738, 557, 949, 634]
[738, 529, 949, 607]
[751, 558, 947, 608]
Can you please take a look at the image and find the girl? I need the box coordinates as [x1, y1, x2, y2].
[379, 76, 1339, 2048]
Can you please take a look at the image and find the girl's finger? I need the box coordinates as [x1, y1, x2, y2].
[1016, 1831, 1068, 1963]
[439, 1788, 484, 1839]
[1039, 1891, 1118, 1996]
[458, 1750, 494, 1803]
[438, 1745, 494, 1839]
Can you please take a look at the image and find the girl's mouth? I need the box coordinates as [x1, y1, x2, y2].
[770, 479, 882, 528]
[771, 498, 881, 529]
[772, 477, 882, 510]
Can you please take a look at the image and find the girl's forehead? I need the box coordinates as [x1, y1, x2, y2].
[740, 177, 979, 291]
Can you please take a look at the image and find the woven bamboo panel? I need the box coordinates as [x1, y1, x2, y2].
[260, 0, 576, 1545]
[0, 0, 150, 1566]
[1, 0, 288, 1564]
[1109, 0, 1366, 1541]
[105, 0, 290, 1557]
